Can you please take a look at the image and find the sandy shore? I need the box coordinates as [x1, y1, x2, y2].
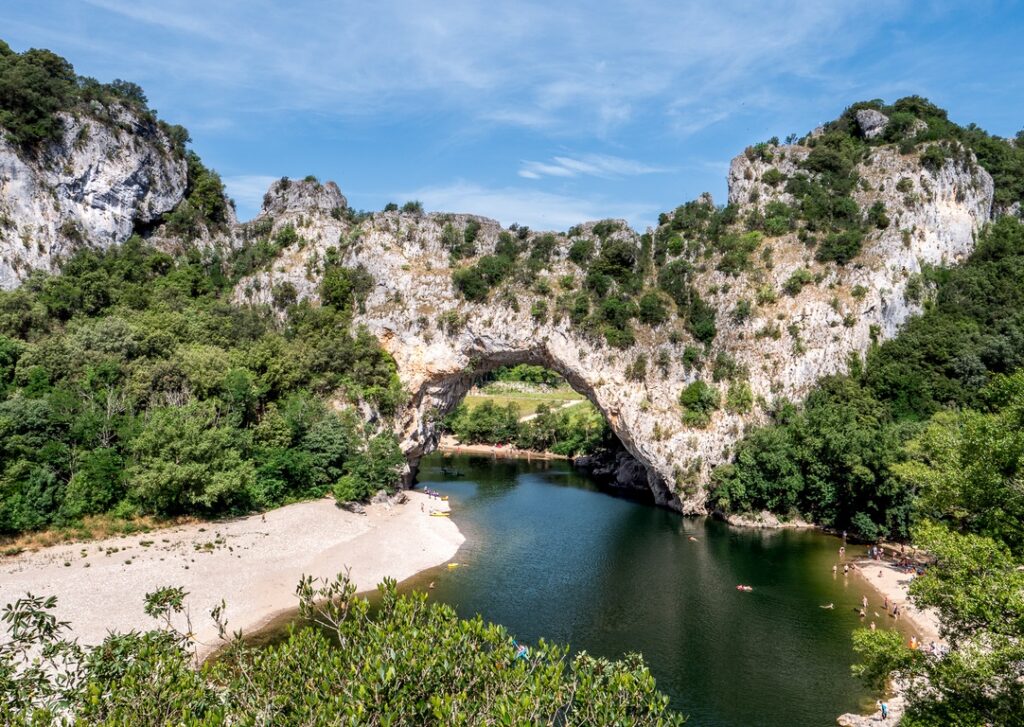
[850, 558, 942, 644]
[0, 492, 463, 659]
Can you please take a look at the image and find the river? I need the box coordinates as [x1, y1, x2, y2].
[400, 453, 883, 726]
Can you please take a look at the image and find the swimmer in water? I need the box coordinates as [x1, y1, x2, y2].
[820, 603, 835, 609]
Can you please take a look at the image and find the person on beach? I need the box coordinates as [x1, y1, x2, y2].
[862, 595, 868, 609]
[881, 701, 889, 719]
[859, 608, 866, 618]
[870, 621, 876, 631]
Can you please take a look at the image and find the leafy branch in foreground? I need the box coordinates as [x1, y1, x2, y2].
[1, 573, 685, 725]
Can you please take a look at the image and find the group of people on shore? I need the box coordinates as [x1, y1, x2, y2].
[829, 543, 911, 633]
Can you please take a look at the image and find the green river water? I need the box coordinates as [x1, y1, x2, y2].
[402, 453, 887, 726]
[261, 452, 898, 725]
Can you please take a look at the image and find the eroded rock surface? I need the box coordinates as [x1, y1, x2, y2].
[0, 105, 187, 288]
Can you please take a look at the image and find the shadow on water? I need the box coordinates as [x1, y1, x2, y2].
[257, 453, 898, 727]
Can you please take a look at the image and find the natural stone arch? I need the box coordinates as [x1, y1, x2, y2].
[236, 146, 993, 513]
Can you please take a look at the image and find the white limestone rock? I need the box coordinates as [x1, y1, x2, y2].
[856, 108, 890, 139]
[0, 104, 187, 288]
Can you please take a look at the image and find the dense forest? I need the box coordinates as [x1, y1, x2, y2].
[0, 237, 405, 537]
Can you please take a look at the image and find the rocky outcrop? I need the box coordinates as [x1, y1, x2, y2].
[259, 176, 347, 219]
[234, 140, 993, 512]
[837, 693, 904, 726]
[0, 104, 188, 288]
[856, 108, 890, 140]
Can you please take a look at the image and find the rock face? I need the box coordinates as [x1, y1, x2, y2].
[0, 104, 188, 288]
[259, 177, 347, 218]
[235, 141, 994, 512]
[855, 108, 890, 139]
[574, 448, 653, 501]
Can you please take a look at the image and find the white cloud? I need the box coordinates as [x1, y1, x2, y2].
[74, 0, 909, 135]
[518, 154, 669, 180]
[400, 181, 658, 231]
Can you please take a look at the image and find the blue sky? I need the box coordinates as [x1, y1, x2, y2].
[3, 1, 1023, 229]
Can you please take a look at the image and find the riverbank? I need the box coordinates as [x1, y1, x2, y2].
[849, 557, 942, 643]
[836, 556, 943, 726]
[0, 492, 464, 660]
[437, 435, 570, 460]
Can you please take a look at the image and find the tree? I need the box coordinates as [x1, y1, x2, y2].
[127, 403, 255, 515]
[892, 371, 1024, 555]
[0, 47, 76, 148]
[333, 432, 404, 503]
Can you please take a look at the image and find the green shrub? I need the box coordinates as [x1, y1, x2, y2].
[816, 229, 864, 264]
[679, 380, 719, 428]
[783, 267, 815, 296]
[568, 238, 595, 265]
[0, 574, 684, 725]
[726, 381, 754, 414]
[867, 201, 890, 229]
[762, 168, 785, 187]
[626, 355, 647, 381]
[638, 291, 669, 326]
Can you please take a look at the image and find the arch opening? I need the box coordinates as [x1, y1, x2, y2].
[400, 349, 673, 506]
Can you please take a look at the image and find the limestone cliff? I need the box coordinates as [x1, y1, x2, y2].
[233, 137, 993, 513]
[0, 104, 188, 288]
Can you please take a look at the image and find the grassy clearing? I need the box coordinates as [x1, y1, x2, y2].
[464, 384, 584, 417]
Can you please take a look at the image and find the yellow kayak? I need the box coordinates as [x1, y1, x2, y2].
[430, 512, 450, 518]
[447, 562, 460, 569]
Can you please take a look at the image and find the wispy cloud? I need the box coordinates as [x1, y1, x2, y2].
[401, 182, 658, 231]
[518, 154, 669, 180]
[65, 0, 910, 136]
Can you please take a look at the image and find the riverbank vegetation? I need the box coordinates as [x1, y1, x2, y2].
[442, 365, 610, 456]
[849, 373, 1024, 723]
[0, 238, 405, 538]
[444, 399, 609, 457]
[0, 573, 685, 725]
